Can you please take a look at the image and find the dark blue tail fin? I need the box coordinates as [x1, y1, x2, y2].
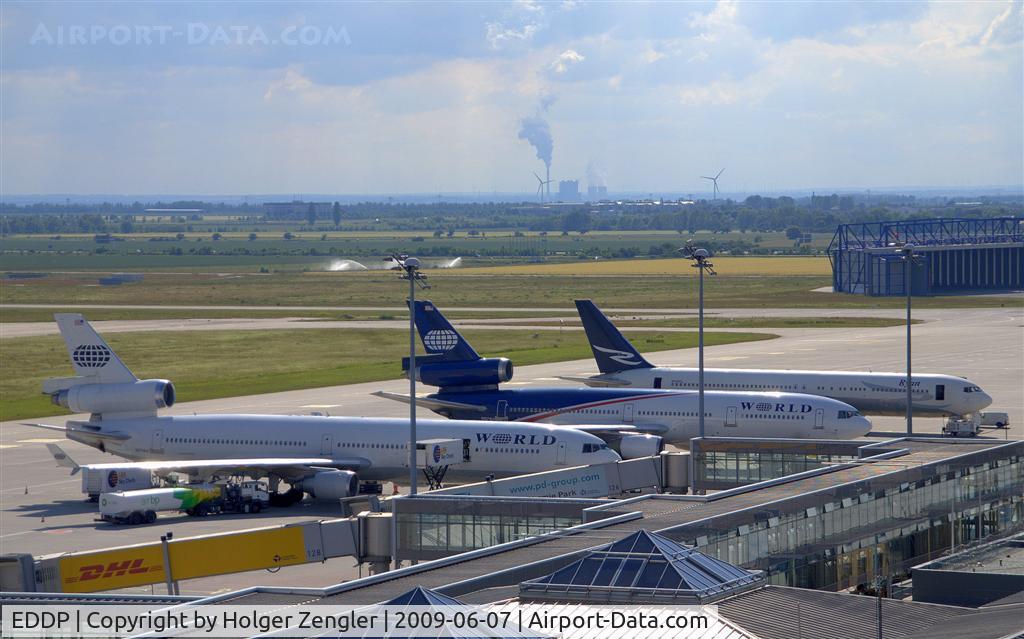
[575, 299, 653, 373]
[410, 300, 480, 362]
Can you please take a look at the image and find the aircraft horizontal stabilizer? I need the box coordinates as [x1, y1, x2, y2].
[46, 443, 81, 474]
[23, 422, 131, 442]
[371, 390, 489, 413]
[556, 375, 630, 388]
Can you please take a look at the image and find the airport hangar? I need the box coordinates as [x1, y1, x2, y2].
[829, 216, 1024, 296]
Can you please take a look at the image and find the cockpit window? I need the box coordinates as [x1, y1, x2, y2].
[963, 386, 983, 393]
[838, 410, 861, 419]
[582, 443, 610, 453]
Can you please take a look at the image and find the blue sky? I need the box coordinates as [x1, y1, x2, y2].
[2, 1, 1021, 195]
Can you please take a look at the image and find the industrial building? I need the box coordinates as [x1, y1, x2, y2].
[829, 217, 1024, 296]
[559, 180, 580, 201]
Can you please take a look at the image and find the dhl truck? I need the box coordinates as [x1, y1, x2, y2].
[99, 481, 270, 525]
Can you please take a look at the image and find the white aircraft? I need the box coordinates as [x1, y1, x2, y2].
[29, 314, 621, 502]
[571, 300, 993, 418]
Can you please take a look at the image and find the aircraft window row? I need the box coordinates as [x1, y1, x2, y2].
[167, 437, 305, 446]
[345, 442, 405, 449]
[582, 443, 609, 453]
[671, 381, 801, 391]
[640, 410, 710, 417]
[569, 408, 618, 415]
[475, 447, 540, 454]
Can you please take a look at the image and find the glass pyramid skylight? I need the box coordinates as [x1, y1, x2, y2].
[519, 529, 763, 604]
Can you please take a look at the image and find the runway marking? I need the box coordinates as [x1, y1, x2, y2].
[300, 404, 341, 409]
[0, 444, 18, 449]
[17, 438, 62, 444]
[43, 529, 74, 535]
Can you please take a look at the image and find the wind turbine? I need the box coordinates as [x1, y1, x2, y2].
[701, 168, 725, 200]
[533, 171, 553, 203]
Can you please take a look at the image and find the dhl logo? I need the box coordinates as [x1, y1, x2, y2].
[70, 558, 161, 583]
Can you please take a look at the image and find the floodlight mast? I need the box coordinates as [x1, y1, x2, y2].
[899, 244, 917, 436]
[391, 254, 430, 495]
[680, 242, 715, 494]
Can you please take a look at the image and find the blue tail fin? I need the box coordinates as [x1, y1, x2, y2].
[410, 300, 480, 362]
[575, 299, 653, 373]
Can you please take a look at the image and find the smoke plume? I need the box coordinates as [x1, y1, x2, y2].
[518, 97, 555, 169]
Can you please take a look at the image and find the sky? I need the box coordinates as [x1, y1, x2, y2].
[1, 1, 1022, 196]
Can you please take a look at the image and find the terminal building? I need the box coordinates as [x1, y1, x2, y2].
[3, 436, 1022, 637]
[829, 217, 1024, 296]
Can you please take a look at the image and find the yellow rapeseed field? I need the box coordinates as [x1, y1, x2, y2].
[444, 256, 830, 277]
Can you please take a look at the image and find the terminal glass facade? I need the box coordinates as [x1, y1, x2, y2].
[670, 450, 1023, 591]
[697, 450, 858, 489]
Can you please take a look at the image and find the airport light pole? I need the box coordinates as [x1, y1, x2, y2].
[900, 244, 917, 436]
[392, 254, 430, 496]
[681, 243, 715, 494]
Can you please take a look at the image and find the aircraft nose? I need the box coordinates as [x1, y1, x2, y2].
[854, 416, 873, 437]
[975, 391, 993, 412]
[602, 449, 623, 464]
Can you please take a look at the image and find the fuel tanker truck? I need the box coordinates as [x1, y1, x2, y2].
[99, 481, 269, 525]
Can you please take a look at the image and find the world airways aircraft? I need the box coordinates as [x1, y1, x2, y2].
[374, 301, 873, 444]
[569, 300, 993, 418]
[29, 314, 621, 502]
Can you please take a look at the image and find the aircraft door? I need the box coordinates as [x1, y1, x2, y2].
[321, 434, 333, 455]
[623, 403, 634, 423]
[935, 385, 945, 401]
[556, 441, 566, 465]
[151, 430, 164, 453]
[496, 400, 509, 420]
[814, 409, 824, 429]
[726, 406, 737, 427]
[653, 377, 662, 389]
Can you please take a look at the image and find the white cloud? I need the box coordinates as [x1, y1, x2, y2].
[549, 49, 585, 74]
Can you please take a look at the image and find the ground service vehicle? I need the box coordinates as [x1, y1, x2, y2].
[99, 481, 269, 525]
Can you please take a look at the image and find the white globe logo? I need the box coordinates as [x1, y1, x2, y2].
[424, 330, 459, 352]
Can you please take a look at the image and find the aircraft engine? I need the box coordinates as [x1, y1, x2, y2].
[52, 380, 175, 414]
[415, 357, 513, 388]
[617, 434, 664, 459]
[303, 470, 358, 500]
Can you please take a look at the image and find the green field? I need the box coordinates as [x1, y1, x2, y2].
[2, 271, 1019, 310]
[0, 328, 775, 421]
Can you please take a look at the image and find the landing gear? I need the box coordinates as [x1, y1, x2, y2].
[269, 488, 304, 507]
[422, 465, 450, 491]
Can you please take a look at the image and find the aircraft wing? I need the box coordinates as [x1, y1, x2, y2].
[67, 457, 373, 482]
[372, 390, 489, 414]
[556, 375, 631, 388]
[564, 423, 669, 436]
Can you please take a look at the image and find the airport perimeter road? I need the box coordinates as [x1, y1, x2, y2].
[0, 307, 1020, 593]
[2, 306, 1020, 337]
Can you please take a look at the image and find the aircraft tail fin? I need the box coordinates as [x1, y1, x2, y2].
[409, 300, 481, 362]
[575, 299, 653, 373]
[54, 314, 137, 384]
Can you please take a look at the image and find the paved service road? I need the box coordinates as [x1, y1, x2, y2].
[1, 306, 1013, 338]
[0, 306, 1020, 595]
